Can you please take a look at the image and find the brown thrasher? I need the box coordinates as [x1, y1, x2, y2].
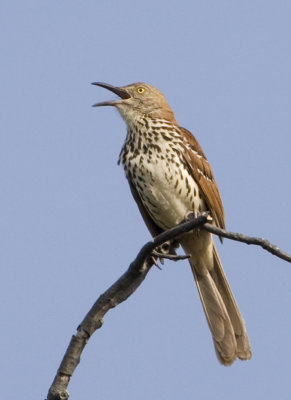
[92, 82, 251, 365]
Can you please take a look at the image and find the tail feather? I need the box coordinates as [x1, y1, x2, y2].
[211, 246, 251, 360]
[182, 236, 251, 365]
[194, 271, 238, 365]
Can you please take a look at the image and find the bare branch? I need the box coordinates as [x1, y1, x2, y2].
[47, 216, 290, 399]
[203, 223, 291, 263]
[46, 216, 209, 400]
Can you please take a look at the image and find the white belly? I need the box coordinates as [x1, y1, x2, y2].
[128, 152, 207, 230]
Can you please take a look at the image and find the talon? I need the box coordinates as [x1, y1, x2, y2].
[151, 256, 159, 267]
[149, 253, 162, 269]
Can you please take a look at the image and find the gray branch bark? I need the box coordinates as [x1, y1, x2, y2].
[46, 216, 291, 400]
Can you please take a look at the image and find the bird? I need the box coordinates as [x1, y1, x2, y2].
[92, 81, 252, 365]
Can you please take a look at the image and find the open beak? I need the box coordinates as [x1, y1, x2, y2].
[91, 82, 130, 107]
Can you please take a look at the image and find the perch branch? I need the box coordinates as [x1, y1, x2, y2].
[47, 215, 290, 399]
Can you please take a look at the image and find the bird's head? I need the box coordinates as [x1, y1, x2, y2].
[92, 82, 177, 124]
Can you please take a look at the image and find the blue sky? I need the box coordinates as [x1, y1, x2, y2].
[1, 1, 291, 399]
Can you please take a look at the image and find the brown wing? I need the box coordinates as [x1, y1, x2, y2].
[179, 127, 225, 229]
[128, 179, 163, 237]
[128, 179, 178, 256]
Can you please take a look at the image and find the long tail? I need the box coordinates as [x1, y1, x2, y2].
[182, 236, 251, 365]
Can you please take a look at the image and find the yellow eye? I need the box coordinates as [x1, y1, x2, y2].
[137, 87, 145, 94]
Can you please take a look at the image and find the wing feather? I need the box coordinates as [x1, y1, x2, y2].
[179, 127, 225, 229]
[128, 179, 163, 237]
[128, 179, 178, 256]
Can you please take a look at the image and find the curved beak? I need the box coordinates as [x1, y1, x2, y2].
[91, 82, 130, 107]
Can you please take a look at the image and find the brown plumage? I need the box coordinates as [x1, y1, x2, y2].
[92, 81, 251, 365]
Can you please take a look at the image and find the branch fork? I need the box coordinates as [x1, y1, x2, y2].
[47, 216, 291, 400]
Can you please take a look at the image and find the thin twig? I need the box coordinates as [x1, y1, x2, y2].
[202, 223, 291, 263]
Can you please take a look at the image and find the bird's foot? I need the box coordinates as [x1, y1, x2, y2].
[183, 211, 211, 236]
[150, 240, 180, 268]
[152, 250, 190, 262]
[184, 210, 210, 221]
